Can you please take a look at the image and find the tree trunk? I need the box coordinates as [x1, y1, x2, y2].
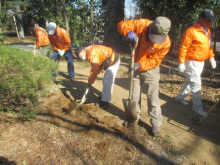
[103, 0, 129, 54]
[16, 0, 25, 39]
[90, 0, 94, 45]
[61, 0, 69, 36]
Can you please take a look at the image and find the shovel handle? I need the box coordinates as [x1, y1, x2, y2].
[129, 38, 138, 100]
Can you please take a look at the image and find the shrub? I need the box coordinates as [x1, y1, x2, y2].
[0, 45, 58, 120]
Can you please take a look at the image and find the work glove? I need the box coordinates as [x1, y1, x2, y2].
[178, 63, 185, 73]
[58, 49, 65, 56]
[209, 57, 216, 69]
[129, 63, 140, 71]
[133, 63, 140, 71]
[126, 31, 137, 47]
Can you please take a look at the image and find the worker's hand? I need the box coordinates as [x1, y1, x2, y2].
[209, 57, 216, 69]
[126, 31, 137, 47]
[133, 63, 140, 71]
[58, 49, 65, 56]
[178, 63, 185, 73]
[129, 63, 140, 71]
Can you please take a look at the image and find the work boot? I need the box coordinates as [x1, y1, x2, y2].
[175, 98, 189, 105]
[192, 108, 206, 117]
[152, 126, 160, 137]
[95, 101, 108, 107]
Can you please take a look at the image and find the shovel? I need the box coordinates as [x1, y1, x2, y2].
[77, 84, 91, 108]
[122, 39, 138, 124]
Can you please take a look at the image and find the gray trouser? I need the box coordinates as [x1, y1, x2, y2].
[132, 67, 162, 127]
[40, 45, 53, 58]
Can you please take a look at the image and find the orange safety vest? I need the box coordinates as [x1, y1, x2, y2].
[35, 26, 50, 49]
[48, 26, 71, 51]
[117, 18, 171, 71]
[86, 45, 116, 84]
[178, 22, 215, 63]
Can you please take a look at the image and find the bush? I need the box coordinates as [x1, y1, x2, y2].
[0, 45, 58, 120]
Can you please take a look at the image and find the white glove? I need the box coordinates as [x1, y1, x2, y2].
[178, 63, 185, 73]
[209, 58, 216, 69]
[58, 49, 65, 56]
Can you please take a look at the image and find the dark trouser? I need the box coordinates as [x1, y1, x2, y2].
[51, 45, 74, 78]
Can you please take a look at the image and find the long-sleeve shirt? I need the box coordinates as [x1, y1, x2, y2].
[86, 45, 115, 84]
[178, 22, 215, 63]
[48, 26, 71, 51]
[117, 18, 171, 71]
[35, 26, 50, 49]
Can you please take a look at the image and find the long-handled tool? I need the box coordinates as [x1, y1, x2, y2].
[192, 100, 219, 125]
[122, 39, 138, 124]
[77, 84, 91, 108]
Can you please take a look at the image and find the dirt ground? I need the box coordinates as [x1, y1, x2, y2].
[0, 36, 220, 165]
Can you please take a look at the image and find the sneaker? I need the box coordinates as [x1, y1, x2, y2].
[95, 101, 108, 107]
[175, 98, 189, 105]
[152, 126, 160, 137]
[192, 108, 206, 117]
[70, 77, 74, 81]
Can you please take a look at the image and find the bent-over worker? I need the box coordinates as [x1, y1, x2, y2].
[31, 22, 53, 57]
[78, 45, 120, 107]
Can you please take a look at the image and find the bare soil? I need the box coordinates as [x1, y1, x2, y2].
[0, 36, 220, 165]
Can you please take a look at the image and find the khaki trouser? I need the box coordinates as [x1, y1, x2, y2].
[40, 45, 53, 58]
[132, 67, 162, 127]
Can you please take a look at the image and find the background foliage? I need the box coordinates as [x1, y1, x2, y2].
[1, 0, 219, 51]
[134, 0, 220, 53]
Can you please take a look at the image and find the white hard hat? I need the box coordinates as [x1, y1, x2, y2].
[47, 22, 57, 35]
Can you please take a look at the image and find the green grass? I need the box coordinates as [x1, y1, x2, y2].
[0, 45, 58, 120]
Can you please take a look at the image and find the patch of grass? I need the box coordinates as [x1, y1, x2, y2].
[120, 71, 130, 78]
[19, 107, 36, 121]
[0, 45, 58, 119]
[162, 134, 172, 143]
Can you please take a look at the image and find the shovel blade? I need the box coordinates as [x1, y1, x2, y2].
[122, 98, 137, 123]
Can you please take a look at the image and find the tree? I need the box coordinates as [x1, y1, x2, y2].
[16, 0, 25, 39]
[90, 0, 94, 45]
[61, 0, 69, 35]
[103, 0, 130, 53]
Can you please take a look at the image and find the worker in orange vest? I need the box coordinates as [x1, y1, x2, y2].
[175, 9, 216, 116]
[118, 16, 171, 137]
[77, 45, 120, 107]
[31, 22, 53, 57]
[47, 22, 74, 81]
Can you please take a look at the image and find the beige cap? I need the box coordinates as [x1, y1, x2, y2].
[149, 16, 171, 44]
